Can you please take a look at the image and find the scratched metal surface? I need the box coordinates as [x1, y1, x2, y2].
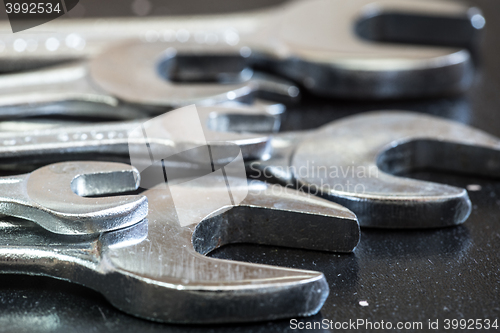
[0, 0, 499, 332]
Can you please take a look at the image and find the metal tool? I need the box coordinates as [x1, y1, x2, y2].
[0, 171, 359, 323]
[0, 0, 483, 98]
[0, 47, 297, 120]
[242, 111, 500, 228]
[0, 104, 280, 171]
[0, 161, 147, 235]
[1, 107, 497, 228]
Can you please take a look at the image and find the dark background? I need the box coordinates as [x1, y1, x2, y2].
[0, 1, 498, 332]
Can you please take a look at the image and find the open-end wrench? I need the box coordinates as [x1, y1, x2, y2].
[0, 172, 359, 323]
[0, 0, 483, 98]
[0, 49, 297, 120]
[241, 111, 500, 228]
[0, 161, 147, 235]
[2, 107, 498, 228]
[0, 104, 280, 170]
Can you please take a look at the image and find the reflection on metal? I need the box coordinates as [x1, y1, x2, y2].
[247, 111, 500, 228]
[0, 161, 147, 235]
[0, 0, 484, 98]
[0, 175, 359, 323]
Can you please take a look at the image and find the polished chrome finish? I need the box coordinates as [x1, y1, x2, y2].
[0, 161, 147, 235]
[0, 48, 298, 119]
[242, 111, 500, 228]
[90, 41, 300, 109]
[0, 0, 483, 98]
[3, 108, 495, 228]
[0, 176, 359, 323]
[272, 111, 500, 228]
[0, 104, 279, 165]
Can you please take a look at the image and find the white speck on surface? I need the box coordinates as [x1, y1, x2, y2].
[224, 29, 239, 46]
[13, 39, 27, 52]
[65, 33, 86, 50]
[3, 139, 16, 146]
[470, 13, 485, 29]
[240, 46, 251, 58]
[176, 29, 190, 43]
[145, 30, 160, 42]
[58, 133, 69, 141]
[466, 184, 482, 191]
[162, 30, 175, 42]
[288, 86, 299, 97]
[45, 38, 60, 51]
[359, 300, 369, 307]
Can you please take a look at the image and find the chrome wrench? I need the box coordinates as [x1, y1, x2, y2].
[0, 46, 297, 120]
[0, 0, 484, 98]
[0, 170, 359, 323]
[0, 161, 147, 235]
[240, 111, 500, 228]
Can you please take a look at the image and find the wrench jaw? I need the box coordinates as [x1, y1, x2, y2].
[89, 41, 300, 110]
[317, 184, 472, 229]
[101, 260, 328, 324]
[251, 0, 482, 98]
[291, 111, 500, 228]
[99, 177, 359, 323]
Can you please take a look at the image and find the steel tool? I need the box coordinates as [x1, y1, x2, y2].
[247, 111, 500, 228]
[0, 0, 483, 98]
[0, 47, 297, 120]
[0, 104, 280, 170]
[2, 107, 497, 228]
[0, 101, 361, 322]
[0, 167, 359, 323]
[0, 160, 147, 235]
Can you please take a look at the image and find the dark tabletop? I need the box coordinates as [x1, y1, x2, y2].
[0, 1, 498, 332]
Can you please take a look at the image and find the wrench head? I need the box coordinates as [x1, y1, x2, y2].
[291, 111, 500, 228]
[26, 161, 148, 234]
[98, 176, 359, 323]
[89, 41, 299, 108]
[253, 0, 483, 98]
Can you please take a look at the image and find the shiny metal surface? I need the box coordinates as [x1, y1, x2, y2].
[0, 161, 147, 235]
[0, 0, 483, 98]
[89, 41, 299, 108]
[244, 111, 500, 228]
[288, 111, 500, 228]
[0, 54, 297, 119]
[4, 107, 494, 229]
[0, 176, 359, 323]
[0, 104, 279, 165]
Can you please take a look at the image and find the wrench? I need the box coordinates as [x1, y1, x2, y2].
[0, 0, 483, 98]
[3, 103, 497, 229]
[0, 51, 297, 120]
[2, 107, 497, 228]
[0, 104, 280, 170]
[0, 161, 147, 235]
[239, 111, 500, 228]
[0, 172, 359, 323]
